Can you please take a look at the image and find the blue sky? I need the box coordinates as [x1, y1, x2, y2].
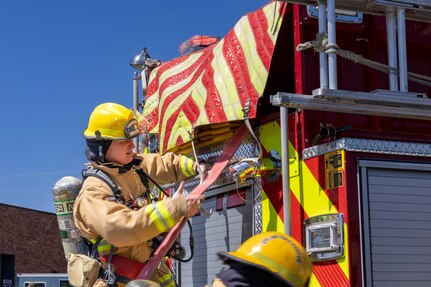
[0, 0, 267, 213]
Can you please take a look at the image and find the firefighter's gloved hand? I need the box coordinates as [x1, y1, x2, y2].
[186, 192, 204, 218]
[168, 192, 187, 219]
[196, 162, 211, 180]
[173, 181, 204, 218]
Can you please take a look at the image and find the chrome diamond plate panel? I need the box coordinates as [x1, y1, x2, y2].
[253, 177, 263, 235]
[184, 128, 261, 191]
[303, 138, 431, 159]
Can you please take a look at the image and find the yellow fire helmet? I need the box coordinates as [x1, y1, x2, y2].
[217, 232, 312, 287]
[84, 103, 141, 140]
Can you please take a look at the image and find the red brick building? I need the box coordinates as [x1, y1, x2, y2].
[0, 204, 66, 274]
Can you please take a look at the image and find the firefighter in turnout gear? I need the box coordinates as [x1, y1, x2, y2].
[210, 232, 312, 287]
[74, 103, 206, 287]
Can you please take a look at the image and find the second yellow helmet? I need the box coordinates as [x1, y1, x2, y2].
[217, 232, 312, 287]
[84, 103, 141, 140]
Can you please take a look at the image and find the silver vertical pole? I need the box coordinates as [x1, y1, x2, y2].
[133, 72, 140, 153]
[280, 106, 291, 235]
[319, 2, 328, 89]
[397, 8, 408, 92]
[327, 0, 337, 89]
[386, 10, 398, 91]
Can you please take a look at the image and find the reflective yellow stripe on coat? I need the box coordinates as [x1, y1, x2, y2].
[180, 156, 195, 177]
[144, 202, 175, 232]
[160, 271, 176, 287]
[90, 238, 113, 257]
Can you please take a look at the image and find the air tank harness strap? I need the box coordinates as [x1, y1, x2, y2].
[82, 169, 124, 204]
[83, 166, 156, 203]
[135, 169, 150, 193]
[135, 168, 169, 198]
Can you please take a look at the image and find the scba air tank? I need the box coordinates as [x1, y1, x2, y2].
[52, 176, 88, 258]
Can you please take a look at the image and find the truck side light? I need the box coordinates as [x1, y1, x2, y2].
[304, 213, 344, 262]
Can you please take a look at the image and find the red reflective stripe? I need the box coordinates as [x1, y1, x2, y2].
[202, 61, 229, 123]
[222, 31, 258, 119]
[158, 53, 207, 98]
[163, 93, 203, 152]
[248, 8, 275, 72]
[159, 54, 213, 151]
[146, 55, 194, 132]
[147, 55, 192, 97]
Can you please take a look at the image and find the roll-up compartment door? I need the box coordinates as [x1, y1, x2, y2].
[360, 161, 431, 287]
[177, 187, 253, 287]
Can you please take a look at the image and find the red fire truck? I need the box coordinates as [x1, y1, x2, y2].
[135, 1, 431, 286]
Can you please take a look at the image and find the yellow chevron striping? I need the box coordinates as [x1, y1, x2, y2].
[262, 2, 284, 44]
[234, 18, 268, 96]
[260, 121, 284, 233]
[211, 39, 244, 119]
[261, 189, 285, 233]
[259, 121, 282, 154]
[259, 120, 349, 280]
[309, 273, 323, 287]
[158, 52, 203, 112]
[166, 111, 192, 151]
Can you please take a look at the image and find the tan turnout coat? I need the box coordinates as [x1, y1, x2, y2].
[73, 153, 197, 278]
